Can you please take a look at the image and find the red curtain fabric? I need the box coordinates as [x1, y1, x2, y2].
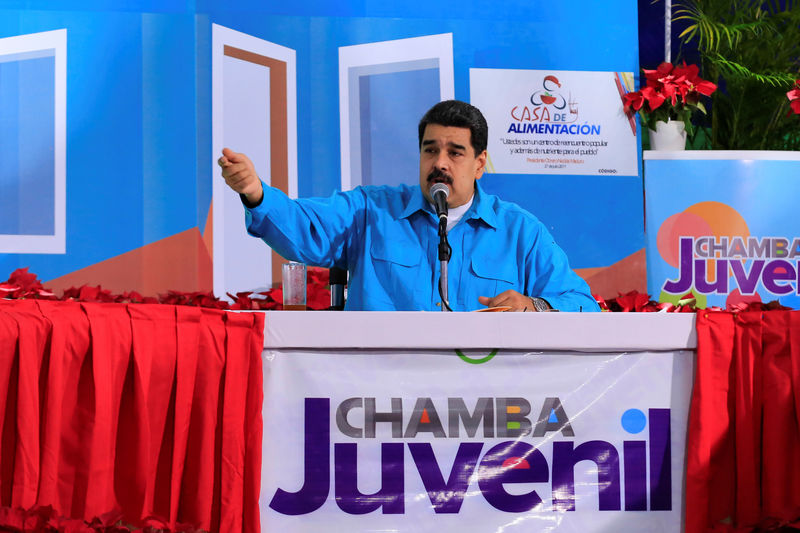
[0, 300, 264, 532]
[686, 310, 800, 532]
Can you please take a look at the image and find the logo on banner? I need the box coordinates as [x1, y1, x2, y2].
[515, 75, 577, 124]
[657, 201, 800, 306]
[455, 348, 498, 364]
[507, 74, 601, 138]
[268, 397, 672, 516]
[530, 75, 572, 114]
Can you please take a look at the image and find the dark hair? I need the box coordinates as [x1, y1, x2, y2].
[418, 100, 488, 155]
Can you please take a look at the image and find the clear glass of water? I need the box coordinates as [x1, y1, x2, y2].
[282, 262, 307, 310]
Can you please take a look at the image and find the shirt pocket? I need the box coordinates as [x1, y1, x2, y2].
[465, 254, 518, 304]
[369, 239, 424, 307]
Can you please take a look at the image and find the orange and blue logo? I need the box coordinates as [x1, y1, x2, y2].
[657, 201, 800, 307]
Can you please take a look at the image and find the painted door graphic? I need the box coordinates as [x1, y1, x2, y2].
[339, 33, 454, 191]
[0, 29, 66, 254]
[211, 24, 297, 296]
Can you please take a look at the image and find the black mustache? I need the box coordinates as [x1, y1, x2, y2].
[427, 168, 453, 184]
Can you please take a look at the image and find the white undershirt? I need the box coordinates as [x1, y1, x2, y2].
[430, 194, 474, 232]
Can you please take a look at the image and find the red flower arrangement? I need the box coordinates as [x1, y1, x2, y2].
[622, 61, 717, 136]
[0, 267, 331, 311]
[594, 290, 790, 313]
[595, 291, 697, 313]
[2, 268, 792, 313]
[787, 79, 800, 116]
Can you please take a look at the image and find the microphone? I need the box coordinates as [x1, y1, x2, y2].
[430, 182, 449, 220]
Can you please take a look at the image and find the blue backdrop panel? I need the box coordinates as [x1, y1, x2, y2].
[0, 9, 198, 281]
[0, 0, 641, 287]
[141, 13, 198, 244]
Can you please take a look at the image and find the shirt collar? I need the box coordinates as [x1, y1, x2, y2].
[469, 181, 498, 229]
[399, 185, 431, 220]
[399, 181, 498, 229]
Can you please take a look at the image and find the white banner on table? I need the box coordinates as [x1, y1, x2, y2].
[261, 349, 691, 532]
[470, 68, 638, 176]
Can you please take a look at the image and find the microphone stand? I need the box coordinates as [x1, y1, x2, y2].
[430, 183, 452, 312]
[328, 267, 347, 310]
[438, 216, 452, 312]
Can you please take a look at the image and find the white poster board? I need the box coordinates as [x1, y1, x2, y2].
[470, 68, 638, 176]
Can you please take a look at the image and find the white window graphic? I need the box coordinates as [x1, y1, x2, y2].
[0, 29, 66, 254]
[211, 24, 298, 297]
[339, 33, 454, 191]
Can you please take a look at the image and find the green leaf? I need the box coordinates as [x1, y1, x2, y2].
[696, 101, 707, 114]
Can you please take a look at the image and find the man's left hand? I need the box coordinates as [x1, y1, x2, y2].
[478, 290, 542, 312]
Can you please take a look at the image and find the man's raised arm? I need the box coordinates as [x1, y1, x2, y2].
[216, 147, 367, 269]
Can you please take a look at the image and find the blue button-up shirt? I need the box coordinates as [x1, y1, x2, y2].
[245, 181, 599, 312]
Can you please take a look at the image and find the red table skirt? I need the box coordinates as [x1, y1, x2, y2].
[0, 300, 264, 532]
[687, 311, 800, 532]
[6, 300, 800, 532]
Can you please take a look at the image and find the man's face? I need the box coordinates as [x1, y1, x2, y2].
[419, 124, 487, 208]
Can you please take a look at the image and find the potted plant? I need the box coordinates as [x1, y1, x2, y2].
[622, 61, 717, 150]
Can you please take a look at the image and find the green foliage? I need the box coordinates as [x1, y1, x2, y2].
[638, 99, 699, 137]
[672, 0, 800, 150]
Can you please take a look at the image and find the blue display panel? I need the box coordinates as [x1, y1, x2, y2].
[645, 152, 800, 310]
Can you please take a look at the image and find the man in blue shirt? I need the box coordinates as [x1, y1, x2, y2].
[219, 100, 599, 312]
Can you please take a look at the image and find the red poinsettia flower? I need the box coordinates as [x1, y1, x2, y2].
[623, 61, 716, 132]
[672, 62, 698, 80]
[622, 86, 668, 114]
[0, 283, 21, 298]
[643, 61, 675, 84]
[644, 70, 680, 107]
[621, 91, 644, 113]
[694, 78, 718, 97]
[307, 285, 332, 310]
[307, 266, 329, 286]
[227, 291, 259, 310]
[614, 291, 653, 312]
[262, 287, 283, 309]
[77, 285, 116, 303]
[7, 267, 43, 293]
[788, 80, 800, 115]
[0, 267, 57, 299]
[641, 85, 667, 110]
[114, 290, 160, 305]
